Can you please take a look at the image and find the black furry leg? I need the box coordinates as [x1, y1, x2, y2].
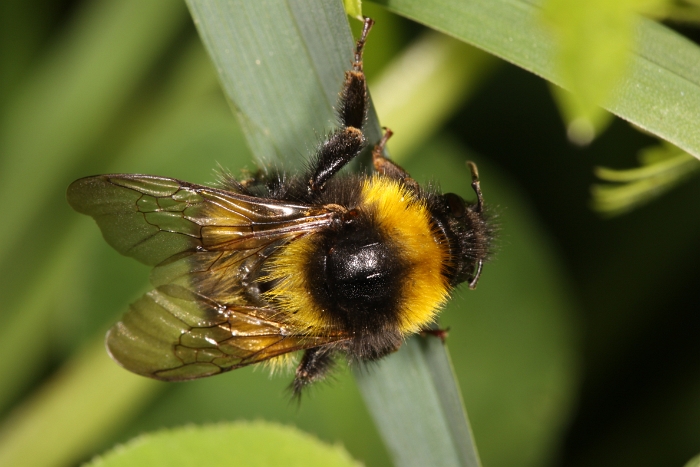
[292, 346, 336, 396]
[308, 127, 365, 193]
[307, 18, 373, 195]
[339, 17, 372, 129]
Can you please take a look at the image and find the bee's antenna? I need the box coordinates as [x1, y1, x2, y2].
[467, 161, 484, 214]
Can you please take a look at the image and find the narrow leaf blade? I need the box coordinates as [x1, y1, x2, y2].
[376, 0, 700, 160]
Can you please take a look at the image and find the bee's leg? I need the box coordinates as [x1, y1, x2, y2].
[372, 128, 419, 189]
[468, 259, 484, 290]
[420, 327, 450, 343]
[292, 346, 336, 396]
[308, 18, 374, 194]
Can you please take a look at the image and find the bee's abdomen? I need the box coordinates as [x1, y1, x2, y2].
[311, 225, 405, 333]
[327, 240, 394, 302]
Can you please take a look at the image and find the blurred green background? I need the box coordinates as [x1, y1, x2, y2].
[1, 0, 699, 466]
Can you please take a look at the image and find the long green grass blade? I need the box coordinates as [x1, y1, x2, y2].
[373, 0, 700, 160]
[0, 0, 187, 269]
[186, 0, 381, 169]
[184, 1, 480, 465]
[355, 337, 481, 467]
[0, 339, 160, 467]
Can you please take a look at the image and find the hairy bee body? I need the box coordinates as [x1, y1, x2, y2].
[251, 175, 451, 358]
[67, 18, 492, 394]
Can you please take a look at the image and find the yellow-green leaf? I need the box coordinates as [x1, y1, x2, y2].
[87, 422, 361, 467]
[542, 0, 669, 144]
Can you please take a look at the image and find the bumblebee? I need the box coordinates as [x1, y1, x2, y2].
[67, 18, 491, 394]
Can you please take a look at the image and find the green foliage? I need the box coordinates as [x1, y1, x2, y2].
[685, 453, 700, 467]
[592, 143, 700, 215]
[86, 422, 361, 467]
[374, 0, 700, 161]
[345, 0, 364, 20]
[355, 336, 483, 467]
[0, 1, 698, 467]
[542, 0, 668, 143]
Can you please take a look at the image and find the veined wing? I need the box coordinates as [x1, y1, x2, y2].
[68, 174, 349, 379]
[106, 283, 350, 380]
[67, 174, 339, 266]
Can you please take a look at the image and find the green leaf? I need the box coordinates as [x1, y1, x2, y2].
[186, 0, 381, 170]
[354, 336, 482, 467]
[0, 0, 188, 269]
[685, 453, 700, 467]
[0, 339, 160, 467]
[184, 1, 483, 465]
[344, 0, 364, 20]
[372, 0, 700, 161]
[86, 422, 361, 467]
[592, 143, 700, 215]
[541, 0, 668, 143]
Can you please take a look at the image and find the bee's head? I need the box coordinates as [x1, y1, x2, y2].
[431, 162, 492, 289]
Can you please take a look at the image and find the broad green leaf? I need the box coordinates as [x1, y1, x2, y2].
[372, 0, 700, 161]
[87, 422, 361, 467]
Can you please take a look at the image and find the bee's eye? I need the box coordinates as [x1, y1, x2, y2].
[444, 193, 465, 218]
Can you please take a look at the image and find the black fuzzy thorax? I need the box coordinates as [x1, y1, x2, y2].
[224, 168, 364, 206]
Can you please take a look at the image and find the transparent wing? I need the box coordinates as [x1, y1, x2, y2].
[68, 174, 350, 379]
[67, 174, 337, 266]
[106, 284, 348, 381]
